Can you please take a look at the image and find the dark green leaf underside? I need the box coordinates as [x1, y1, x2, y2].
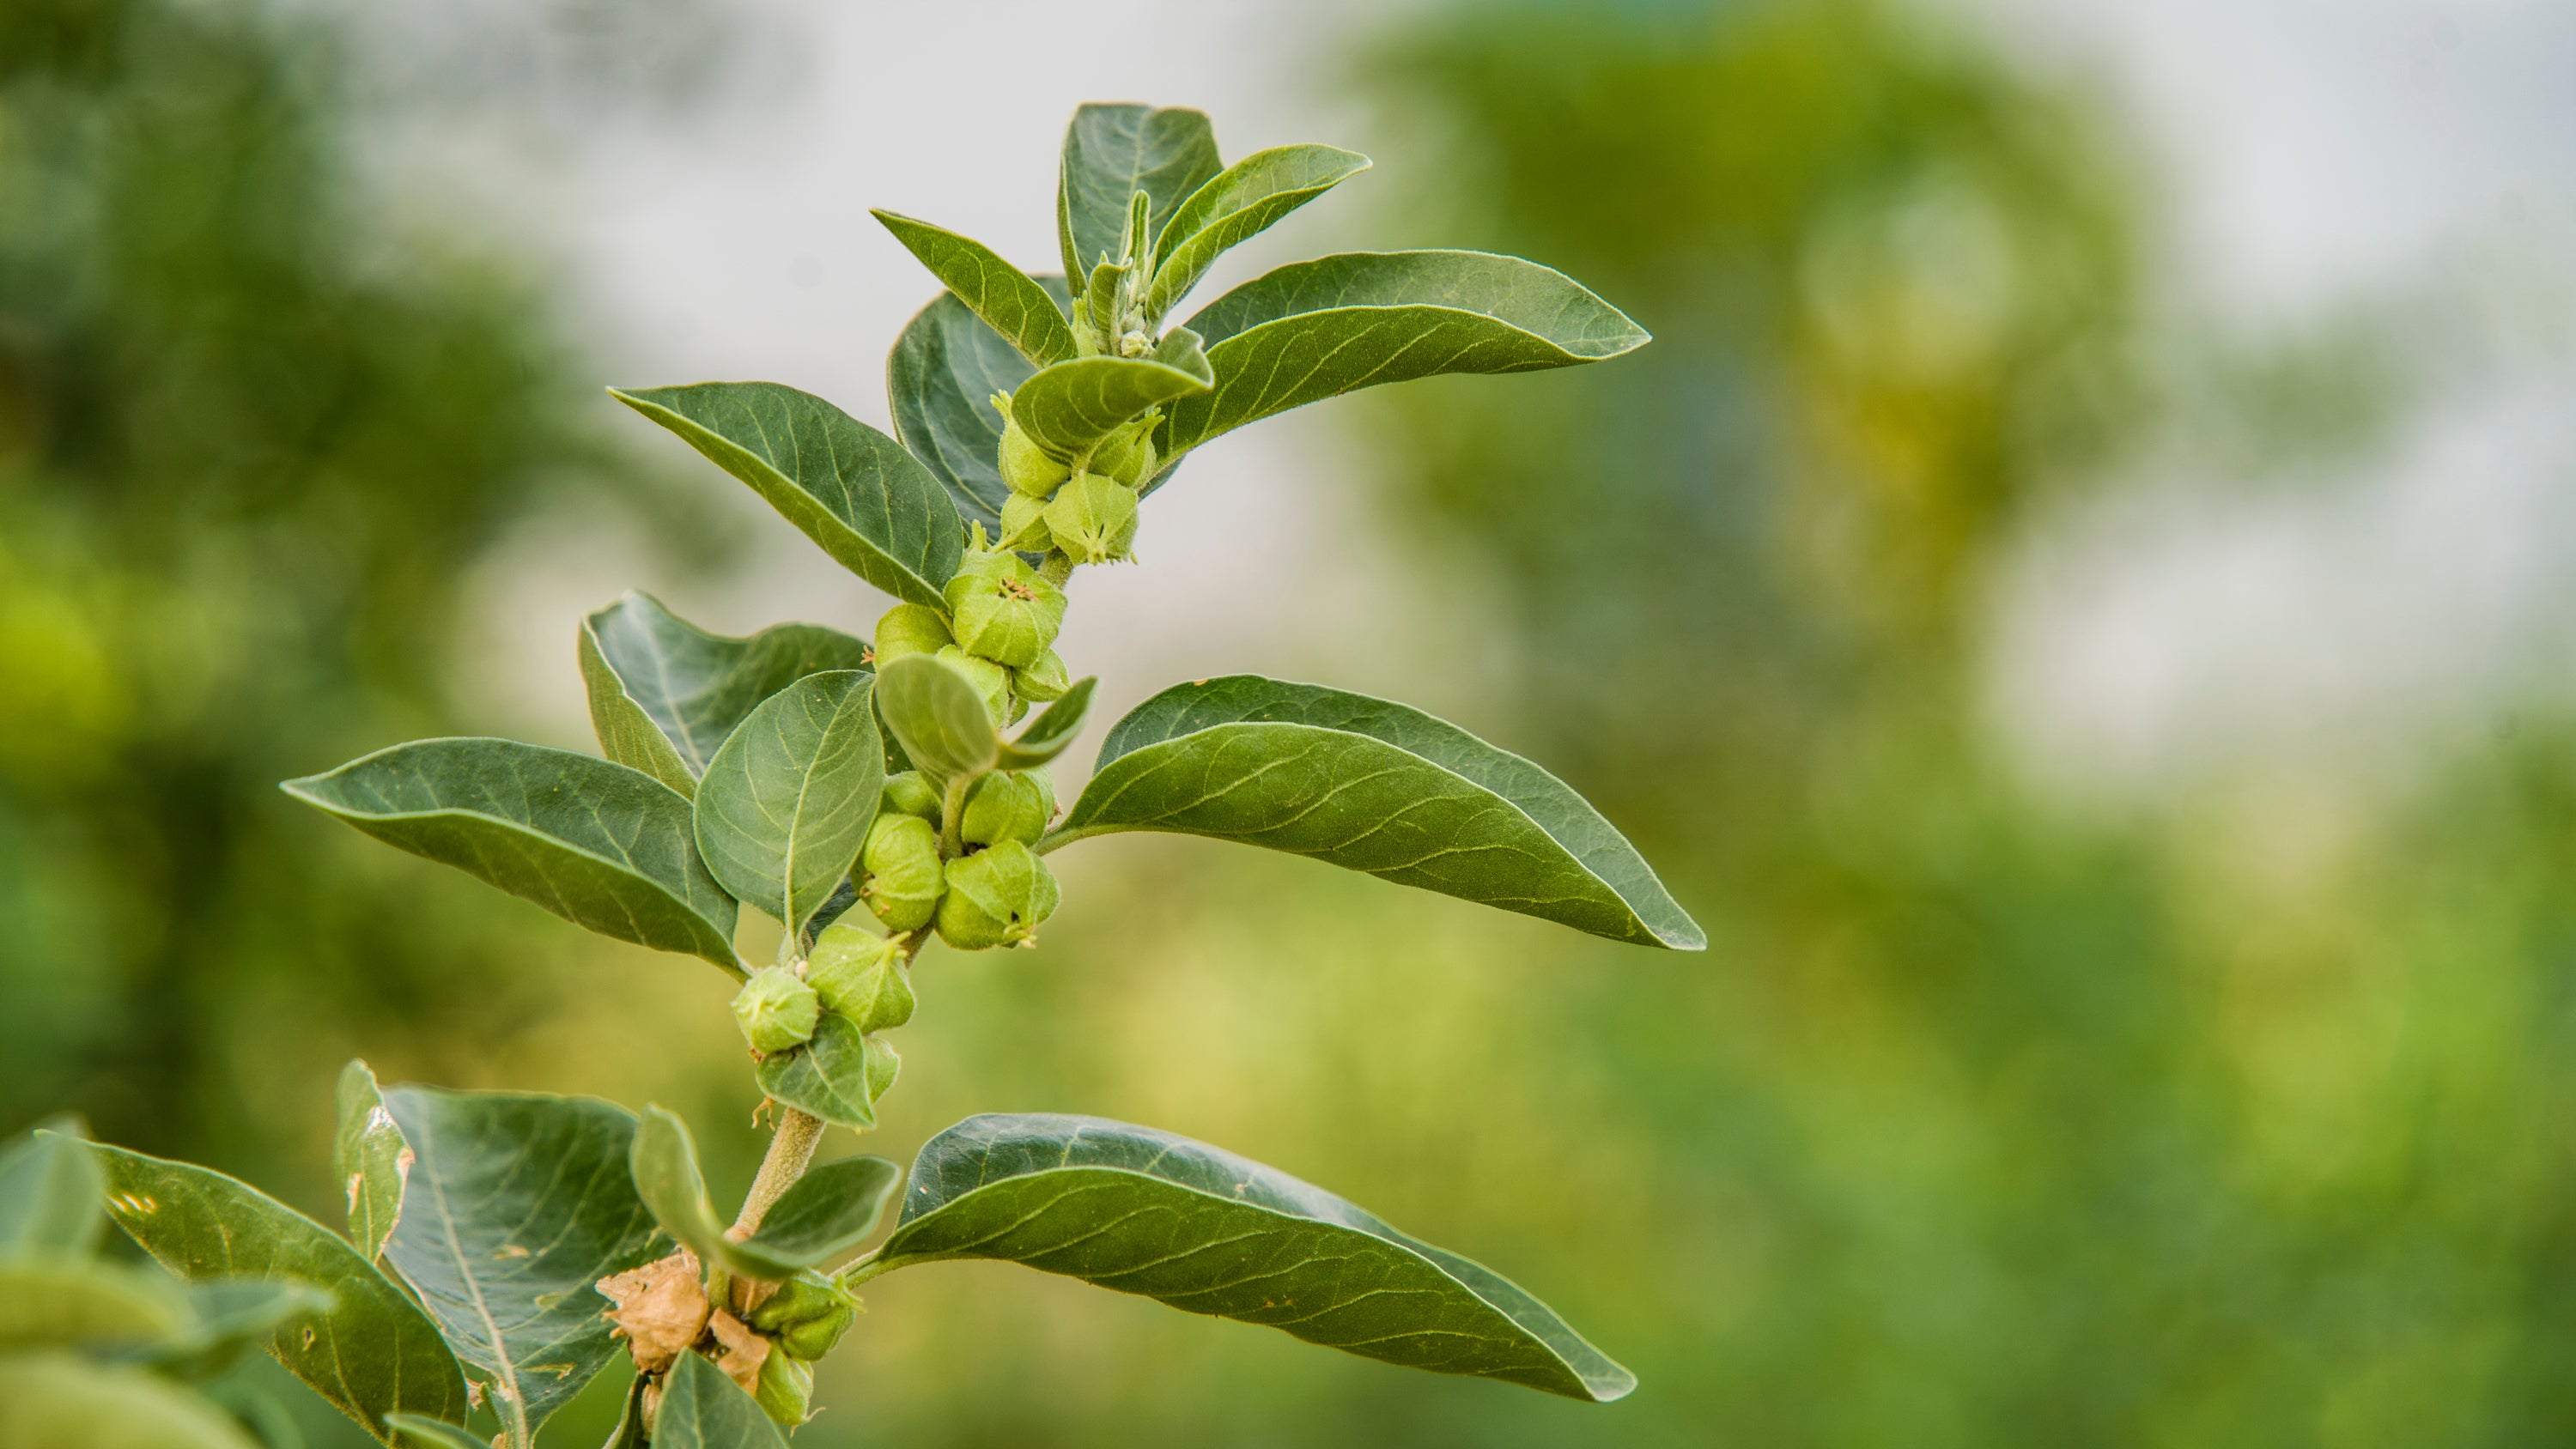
[580, 591, 875, 797]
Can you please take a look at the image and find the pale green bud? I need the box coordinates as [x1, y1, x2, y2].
[1013, 649, 1071, 703]
[997, 491, 1054, 552]
[961, 768, 1054, 848]
[731, 967, 819, 1054]
[1088, 418, 1158, 488]
[935, 841, 1060, 950]
[879, 771, 940, 819]
[858, 814, 942, 933]
[872, 603, 951, 665]
[753, 1349, 813, 1426]
[1042, 472, 1139, 566]
[993, 393, 1071, 499]
[943, 550, 1066, 668]
[933, 646, 1012, 725]
[746, 1270, 860, 1362]
[805, 923, 914, 1032]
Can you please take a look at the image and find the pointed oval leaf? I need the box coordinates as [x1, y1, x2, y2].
[0, 1254, 189, 1349]
[744, 1155, 903, 1269]
[334, 1060, 408, 1263]
[629, 1106, 887, 1281]
[873, 654, 999, 783]
[1145, 144, 1372, 318]
[0, 1354, 266, 1449]
[283, 739, 744, 974]
[693, 671, 884, 932]
[1008, 345, 1214, 465]
[653, 1351, 789, 1449]
[1157, 250, 1649, 465]
[873, 1114, 1634, 1403]
[80, 1138, 470, 1442]
[1049, 676, 1702, 949]
[872, 211, 1076, 367]
[752, 1013, 882, 1131]
[1057, 103, 1223, 283]
[0, 1117, 104, 1254]
[580, 591, 876, 798]
[611, 383, 963, 608]
[993, 676, 1097, 772]
[378, 1086, 664, 1442]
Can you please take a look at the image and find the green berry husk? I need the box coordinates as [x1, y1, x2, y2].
[961, 768, 1054, 848]
[1013, 649, 1071, 703]
[1042, 472, 1139, 566]
[805, 923, 914, 1032]
[746, 1270, 859, 1355]
[858, 814, 943, 933]
[730, 966, 819, 1054]
[879, 771, 940, 819]
[943, 550, 1066, 669]
[934, 841, 1060, 950]
[1088, 417, 1158, 487]
[872, 603, 951, 665]
[753, 1348, 814, 1425]
[997, 491, 1054, 553]
[997, 409, 1071, 498]
[934, 646, 1013, 725]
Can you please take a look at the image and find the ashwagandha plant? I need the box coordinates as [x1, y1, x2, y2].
[11, 103, 1704, 1447]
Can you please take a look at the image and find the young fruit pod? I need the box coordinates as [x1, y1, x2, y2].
[1042, 472, 1139, 566]
[1088, 416, 1158, 488]
[933, 646, 1012, 725]
[872, 603, 951, 666]
[992, 391, 1071, 498]
[879, 771, 940, 820]
[996, 491, 1054, 553]
[754, 1349, 814, 1426]
[943, 550, 1066, 668]
[858, 814, 943, 933]
[804, 922, 915, 1032]
[745, 1270, 860, 1361]
[934, 841, 1060, 950]
[960, 768, 1055, 849]
[1013, 648, 1070, 703]
[731, 967, 820, 1054]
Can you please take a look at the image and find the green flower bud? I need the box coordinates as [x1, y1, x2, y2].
[753, 1348, 814, 1426]
[934, 841, 1060, 950]
[1042, 472, 1139, 566]
[996, 491, 1054, 553]
[943, 550, 1066, 668]
[858, 814, 943, 933]
[805, 923, 914, 1032]
[872, 603, 951, 665]
[961, 768, 1054, 848]
[879, 771, 940, 819]
[864, 1032, 901, 1101]
[745, 1270, 860, 1356]
[730, 966, 819, 1054]
[1088, 417, 1158, 488]
[993, 393, 1071, 499]
[1013, 648, 1071, 703]
[934, 646, 1012, 725]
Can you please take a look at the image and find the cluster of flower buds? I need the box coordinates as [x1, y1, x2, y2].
[857, 766, 1060, 950]
[993, 394, 1149, 566]
[874, 538, 1069, 731]
[728, 922, 914, 1070]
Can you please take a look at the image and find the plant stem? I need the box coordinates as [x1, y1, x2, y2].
[732, 1107, 825, 1236]
[939, 772, 973, 859]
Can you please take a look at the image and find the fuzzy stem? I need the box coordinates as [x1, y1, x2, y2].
[732, 1108, 825, 1237]
[1039, 549, 1075, 587]
[939, 772, 973, 859]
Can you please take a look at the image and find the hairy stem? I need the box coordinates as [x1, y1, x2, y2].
[939, 772, 973, 859]
[732, 1107, 825, 1236]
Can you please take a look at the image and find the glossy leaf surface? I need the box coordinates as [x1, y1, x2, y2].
[886, 280, 1057, 529]
[378, 1086, 662, 1440]
[694, 670, 884, 932]
[874, 1114, 1634, 1402]
[1145, 144, 1371, 318]
[1056, 103, 1222, 282]
[752, 1155, 904, 1268]
[1158, 251, 1649, 463]
[0, 1354, 264, 1449]
[0, 1117, 104, 1254]
[753, 1013, 881, 1131]
[993, 676, 1096, 771]
[872, 210, 1075, 367]
[283, 740, 743, 973]
[334, 1061, 407, 1262]
[580, 592, 875, 798]
[873, 655, 999, 783]
[84, 1139, 470, 1441]
[1052, 676, 1703, 949]
[611, 383, 963, 608]
[1007, 339, 1214, 464]
[652, 1352, 788, 1449]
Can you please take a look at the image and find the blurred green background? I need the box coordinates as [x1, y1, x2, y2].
[9, 0, 2576, 1444]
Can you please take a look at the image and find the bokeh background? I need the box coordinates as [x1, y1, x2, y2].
[9, 0, 2576, 1444]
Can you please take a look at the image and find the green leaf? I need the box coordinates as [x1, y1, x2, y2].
[1157, 251, 1649, 465]
[886, 281, 1056, 530]
[0, 1353, 266, 1449]
[383, 1416, 489, 1449]
[377, 1085, 664, 1444]
[753, 1014, 884, 1131]
[1006, 340, 1214, 465]
[693, 671, 884, 932]
[147, 1279, 338, 1383]
[1145, 144, 1372, 318]
[0, 1253, 188, 1349]
[869, 1113, 1635, 1403]
[1056, 103, 1223, 284]
[1048, 676, 1703, 949]
[81, 1138, 471, 1443]
[993, 676, 1097, 771]
[282, 739, 744, 974]
[0, 1116, 104, 1254]
[610, 382, 963, 608]
[746, 1154, 902, 1267]
[629, 1106, 893, 1281]
[333, 1061, 407, 1263]
[872, 211, 1076, 367]
[872, 654, 999, 783]
[580, 591, 875, 799]
[651, 1352, 788, 1449]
